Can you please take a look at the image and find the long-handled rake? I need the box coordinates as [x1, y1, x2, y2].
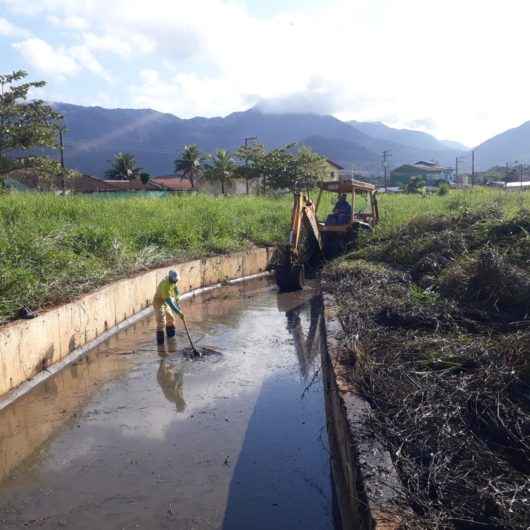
[182, 316, 201, 357]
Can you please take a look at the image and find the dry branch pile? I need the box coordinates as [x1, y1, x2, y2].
[324, 206, 530, 529]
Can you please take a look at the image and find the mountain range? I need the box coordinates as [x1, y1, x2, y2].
[349, 121, 468, 152]
[474, 121, 530, 170]
[48, 102, 530, 178]
[52, 103, 470, 178]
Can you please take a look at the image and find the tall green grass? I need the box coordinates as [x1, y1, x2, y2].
[0, 193, 292, 323]
[2, 187, 529, 324]
[376, 187, 530, 237]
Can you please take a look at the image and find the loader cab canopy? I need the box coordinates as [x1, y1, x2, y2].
[314, 179, 379, 231]
[318, 179, 376, 194]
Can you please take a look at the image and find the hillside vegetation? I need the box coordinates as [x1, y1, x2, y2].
[325, 188, 530, 529]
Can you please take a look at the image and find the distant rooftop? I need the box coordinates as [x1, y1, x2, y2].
[101, 179, 162, 191]
[69, 174, 194, 193]
[491, 180, 530, 188]
[151, 176, 193, 191]
[392, 161, 451, 173]
[326, 159, 344, 170]
[415, 160, 438, 167]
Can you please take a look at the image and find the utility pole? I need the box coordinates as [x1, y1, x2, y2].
[243, 136, 258, 195]
[59, 129, 65, 168]
[382, 150, 391, 192]
[55, 123, 67, 194]
[455, 156, 465, 186]
[521, 161, 524, 191]
[471, 150, 475, 186]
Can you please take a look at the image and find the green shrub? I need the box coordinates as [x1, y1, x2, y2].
[437, 181, 450, 195]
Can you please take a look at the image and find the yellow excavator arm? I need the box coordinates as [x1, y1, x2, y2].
[276, 192, 323, 292]
[288, 192, 323, 262]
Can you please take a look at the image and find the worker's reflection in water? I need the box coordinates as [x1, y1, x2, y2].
[156, 339, 186, 412]
[157, 359, 186, 412]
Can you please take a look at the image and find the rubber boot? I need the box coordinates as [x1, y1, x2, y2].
[156, 330, 165, 345]
[166, 325, 176, 339]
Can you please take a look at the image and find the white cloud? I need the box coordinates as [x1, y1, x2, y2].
[69, 45, 111, 81]
[12, 38, 80, 78]
[3, 0, 530, 145]
[82, 32, 133, 58]
[254, 77, 383, 116]
[131, 69, 245, 117]
[48, 15, 90, 30]
[404, 119, 438, 133]
[12, 37, 112, 81]
[0, 16, 30, 37]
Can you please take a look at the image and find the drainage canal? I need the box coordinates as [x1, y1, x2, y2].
[0, 278, 336, 530]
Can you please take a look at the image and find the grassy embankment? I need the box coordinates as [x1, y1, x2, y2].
[325, 188, 530, 529]
[0, 193, 292, 324]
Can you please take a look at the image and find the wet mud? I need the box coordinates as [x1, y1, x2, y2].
[173, 346, 224, 359]
[0, 278, 334, 530]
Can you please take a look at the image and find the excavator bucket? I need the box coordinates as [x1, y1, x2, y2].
[276, 263, 305, 292]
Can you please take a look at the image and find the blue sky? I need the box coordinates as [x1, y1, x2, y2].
[1, 0, 530, 147]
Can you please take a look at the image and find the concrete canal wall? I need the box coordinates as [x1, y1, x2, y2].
[0, 329, 138, 484]
[322, 294, 402, 530]
[0, 248, 273, 398]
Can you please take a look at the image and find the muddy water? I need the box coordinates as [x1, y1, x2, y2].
[0, 278, 335, 530]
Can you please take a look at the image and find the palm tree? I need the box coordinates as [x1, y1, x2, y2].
[105, 152, 141, 180]
[175, 145, 202, 188]
[204, 149, 236, 195]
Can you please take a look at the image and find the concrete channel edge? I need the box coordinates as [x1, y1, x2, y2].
[322, 293, 403, 530]
[0, 247, 274, 406]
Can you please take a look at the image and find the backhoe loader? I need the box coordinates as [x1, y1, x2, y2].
[275, 178, 379, 291]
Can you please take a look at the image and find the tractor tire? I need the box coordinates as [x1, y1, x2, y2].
[276, 264, 305, 292]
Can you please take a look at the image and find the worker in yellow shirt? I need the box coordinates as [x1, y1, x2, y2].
[154, 270, 184, 345]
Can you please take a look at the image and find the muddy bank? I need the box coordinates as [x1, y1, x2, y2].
[321, 301, 401, 530]
[0, 278, 335, 530]
[323, 207, 530, 529]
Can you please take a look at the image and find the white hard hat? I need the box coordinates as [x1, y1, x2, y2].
[168, 270, 180, 283]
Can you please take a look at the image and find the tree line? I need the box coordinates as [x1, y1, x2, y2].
[0, 70, 329, 194]
[107, 141, 328, 194]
